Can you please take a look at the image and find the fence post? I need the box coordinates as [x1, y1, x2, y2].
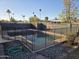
[0, 26, 3, 38]
[45, 30, 47, 48]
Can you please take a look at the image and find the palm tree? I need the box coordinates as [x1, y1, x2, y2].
[22, 15, 25, 20]
[39, 9, 42, 12]
[45, 17, 49, 23]
[6, 9, 11, 21]
[39, 9, 42, 19]
[33, 12, 35, 16]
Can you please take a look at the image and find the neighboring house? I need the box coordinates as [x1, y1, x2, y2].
[52, 19, 62, 23]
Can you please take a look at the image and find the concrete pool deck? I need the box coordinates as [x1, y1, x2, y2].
[0, 35, 13, 43]
[41, 31, 67, 42]
[42, 31, 66, 37]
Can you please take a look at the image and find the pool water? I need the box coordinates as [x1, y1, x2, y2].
[26, 32, 59, 50]
[3, 40, 35, 59]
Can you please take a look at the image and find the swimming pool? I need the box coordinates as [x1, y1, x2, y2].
[7, 30, 59, 51]
[2, 40, 35, 59]
[26, 32, 59, 51]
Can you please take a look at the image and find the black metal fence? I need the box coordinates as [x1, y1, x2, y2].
[0, 23, 79, 59]
[0, 40, 36, 59]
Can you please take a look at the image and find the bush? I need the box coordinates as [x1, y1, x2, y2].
[66, 32, 76, 46]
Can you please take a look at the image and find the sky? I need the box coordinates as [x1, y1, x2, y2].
[0, 0, 64, 20]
